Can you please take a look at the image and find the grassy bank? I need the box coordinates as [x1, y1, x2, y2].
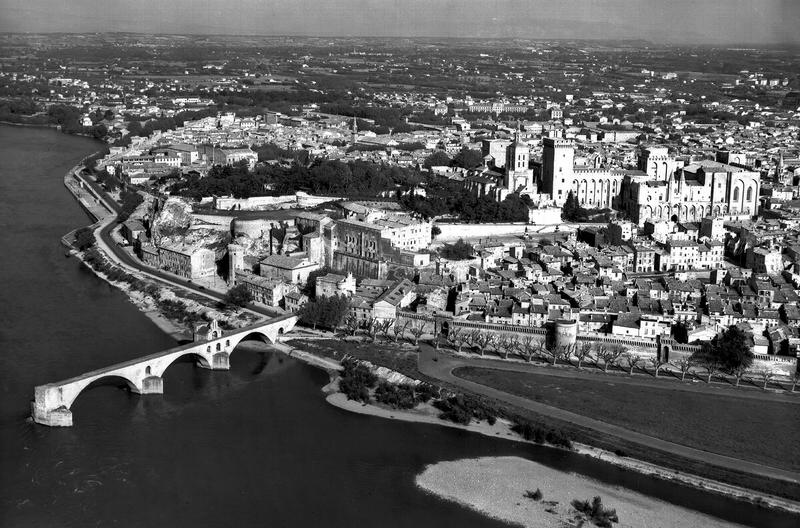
[453, 366, 800, 473]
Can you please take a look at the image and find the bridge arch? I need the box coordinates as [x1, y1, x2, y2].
[157, 351, 212, 378]
[66, 374, 141, 410]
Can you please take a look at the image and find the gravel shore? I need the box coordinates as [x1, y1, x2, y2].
[416, 456, 744, 528]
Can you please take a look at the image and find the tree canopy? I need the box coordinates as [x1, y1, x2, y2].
[224, 284, 253, 309]
[692, 326, 754, 373]
[439, 239, 474, 260]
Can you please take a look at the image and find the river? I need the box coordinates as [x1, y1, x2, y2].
[0, 124, 795, 527]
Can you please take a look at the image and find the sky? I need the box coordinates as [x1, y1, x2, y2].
[0, 0, 797, 45]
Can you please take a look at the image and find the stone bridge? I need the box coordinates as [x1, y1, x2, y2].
[31, 314, 298, 427]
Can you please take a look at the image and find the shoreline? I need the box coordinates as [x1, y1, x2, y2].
[416, 456, 747, 528]
[300, 349, 800, 516]
[53, 139, 800, 518]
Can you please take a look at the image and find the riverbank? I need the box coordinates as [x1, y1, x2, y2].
[416, 456, 743, 528]
[276, 342, 800, 517]
[0, 119, 57, 129]
[51, 131, 799, 519]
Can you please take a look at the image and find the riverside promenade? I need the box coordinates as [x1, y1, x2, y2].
[417, 343, 800, 486]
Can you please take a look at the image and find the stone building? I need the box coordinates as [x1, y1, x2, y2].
[625, 158, 761, 225]
[541, 137, 628, 207]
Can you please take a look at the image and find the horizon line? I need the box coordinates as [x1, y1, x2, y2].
[1, 31, 798, 49]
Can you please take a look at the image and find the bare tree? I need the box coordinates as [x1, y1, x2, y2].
[476, 332, 496, 357]
[649, 356, 667, 378]
[592, 343, 607, 370]
[732, 364, 748, 387]
[365, 317, 380, 342]
[548, 343, 572, 365]
[392, 318, 410, 343]
[623, 353, 643, 375]
[598, 344, 626, 372]
[450, 327, 470, 353]
[574, 342, 593, 369]
[467, 329, 482, 354]
[506, 335, 520, 360]
[559, 343, 575, 365]
[493, 335, 509, 359]
[758, 368, 775, 390]
[379, 320, 392, 343]
[519, 336, 536, 362]
[409, 321, 426, 346]
[447, 326, 462, 350]
[695, 354, 723, 383]
[673, 357, 694, 381]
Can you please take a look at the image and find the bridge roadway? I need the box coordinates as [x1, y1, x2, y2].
[31, 315, 297, 427]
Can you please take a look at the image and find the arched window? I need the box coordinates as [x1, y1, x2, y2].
[145, 366, 151, 375]
[746, 187, 753, 201]
[216, 343, 221, 351]
[733, 187, 739, 201]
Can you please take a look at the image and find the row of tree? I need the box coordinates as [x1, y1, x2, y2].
[443, 325, 795, 390]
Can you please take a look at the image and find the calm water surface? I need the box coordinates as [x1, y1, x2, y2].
[0, 125, 795, 527]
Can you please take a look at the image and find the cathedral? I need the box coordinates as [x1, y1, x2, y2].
[467, 135, 761, 227]
[466, 129, 537, 202]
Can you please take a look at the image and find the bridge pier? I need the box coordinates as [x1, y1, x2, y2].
[211, 352, 230, 370]
[31, 404, 73, 427]
[141, 376, 163, 394]
[31, 315, 298, 426]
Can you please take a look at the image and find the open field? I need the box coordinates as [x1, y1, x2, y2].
[454, 366, 800, 473]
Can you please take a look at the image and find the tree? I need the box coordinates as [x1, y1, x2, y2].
[298, 298, 323, 329]
[365, 317, 380, 342]
[423, 150, 451, 169]
[452, 148, 483, 169]
[715, 326, 755, 372]
[791, 368, 800, 392]
[596, 343, 625, 372]
[732, 364, 748, 387]
[379, 320, 393, 343]
[574, 342, 593, 369]
[562, 190, 583, 222]
[623, 354, 643, 375]
[409, 321, 426, 345]
[473, 332, 493, 357]
[431, 225, 442, 238]
[547, 343, 570, 365]
[758, 369, 774, 390]
[649, 356, 667, 378]
[693, 350, 723, 383]
[393, 318, 410, 343]
[505, 335, 519, 360]
[344, 313, 359, 336]
[224, 284, 252, 310]
[447, 326, 464, 351]
[298, 295, 351, 331]
[674, 357, 694, 381]
[74, 226, 96, 251]
[696, 326, 754, 374]
[439, 239, 474, 260]
[466, 329, 483, 354]
[519, 336, 545, 362]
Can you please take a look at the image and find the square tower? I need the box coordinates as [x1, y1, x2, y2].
[542, 138, 575, 202]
